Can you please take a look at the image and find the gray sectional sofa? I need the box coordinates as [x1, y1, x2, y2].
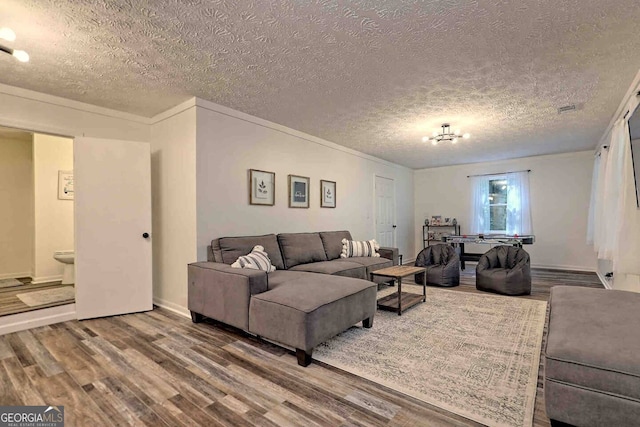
[188, 230, 398, 366]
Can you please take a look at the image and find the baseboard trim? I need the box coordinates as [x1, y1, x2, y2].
[531, 264, 596, 273]
[0, 272, 31, 280]
[0, 303, 76, 335]
[153, 297, 190, 319]
[596, 270, 613, 289]
[31, 275, 63, 285]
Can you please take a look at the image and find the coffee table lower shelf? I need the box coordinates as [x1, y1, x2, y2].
[377, 292, 425, 314]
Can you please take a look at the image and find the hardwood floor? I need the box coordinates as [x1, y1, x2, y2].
[0, 268, 602, 426]
[0, 278, 75, 317]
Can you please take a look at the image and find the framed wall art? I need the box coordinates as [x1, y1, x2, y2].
[320, 179, 336, 208]
[249, 169, 275, 206]
[288, 174, 310, 208]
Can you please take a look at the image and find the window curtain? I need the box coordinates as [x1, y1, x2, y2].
[586, 153, 600, 245]
[470, 172, 532, 234]
[600, 120, 627, 260]
[594, 147, 609, 256]
[613, 117, 640, 274]
[469, 176, 490, 233]
[505, 171, 533, 235]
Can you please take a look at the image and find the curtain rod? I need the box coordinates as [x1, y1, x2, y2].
[467, 169, 531, 178]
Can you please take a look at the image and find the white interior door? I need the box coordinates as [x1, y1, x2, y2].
[74, 137, 152, 320]
[375, 175, 396, 247]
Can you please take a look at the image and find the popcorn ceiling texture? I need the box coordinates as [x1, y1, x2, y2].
[1, 0, 640, 168]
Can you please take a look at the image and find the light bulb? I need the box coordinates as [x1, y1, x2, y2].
[431, 140, 437, 146]
[0, 28, 16, 42]
[422, 136, 428, 142]
[452, 138, 458, 144]
[12, 49, 29, 62]
[463, 133, 471, 139]
[454, 129, 461, 135]
[432, 131, 439, 137]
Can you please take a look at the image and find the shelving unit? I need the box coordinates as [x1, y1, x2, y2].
[423, 224, 460, 248]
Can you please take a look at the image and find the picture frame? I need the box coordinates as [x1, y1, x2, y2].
[320, 179, 336, 208]
[58, 170, 74, 200]
[288, 174, 310, 208]
[249, 169, 275, 206]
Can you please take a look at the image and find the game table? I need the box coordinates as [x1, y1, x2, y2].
[441, 234, 535, 270]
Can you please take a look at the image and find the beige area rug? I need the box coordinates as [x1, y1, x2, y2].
[314, 285, 547, 427]
[16, 286, 75, 307]
[0, 278, 23, 289]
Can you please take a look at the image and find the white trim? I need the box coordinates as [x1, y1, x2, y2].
[595, 270, 613, 289]
[0, 303, 76, 336]
[0, 272, 31, 280]
[530, 263, 596, 273]
[153, 297, 190, 319]
[30, 275, 63, 285]
[0, 83, 150, 124]
[149, 98, 197, 124]
[194, 98, 411, 171]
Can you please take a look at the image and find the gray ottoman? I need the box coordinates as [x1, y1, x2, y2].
[545, 286, 640, 426]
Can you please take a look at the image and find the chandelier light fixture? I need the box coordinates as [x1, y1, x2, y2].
[0, 27, 29, 62]
[422, 123, 470, 146]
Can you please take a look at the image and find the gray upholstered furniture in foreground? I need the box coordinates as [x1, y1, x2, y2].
[475, 245, 531, 295]
[545, 286, 640, 427]
[414, 244, 460, 287]
[189, 231, 398, 366]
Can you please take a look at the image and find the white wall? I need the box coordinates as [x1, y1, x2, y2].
[149, 103, 197, 314]
[32, 134, 74, 283]
[195, 100, 414, 266]
[414, 151, 597, 271]
[0, 135, 33, 278]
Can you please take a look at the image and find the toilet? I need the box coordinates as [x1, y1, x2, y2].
[53, 250, 75, 284]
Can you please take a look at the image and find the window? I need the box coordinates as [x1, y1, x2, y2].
[470, 171, 532, 235]
[488, 178, 507, 232]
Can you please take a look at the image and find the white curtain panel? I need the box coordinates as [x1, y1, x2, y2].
[506, 171, 533, 235]
[586, 153, 600, 245]
[594, 147, 609, 257]
[613, 117, 640, 275]
[600, 120, 627, 259]
[470, 176, 490, 234]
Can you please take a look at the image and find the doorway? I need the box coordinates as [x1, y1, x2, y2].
[374, 175, 396, 248]
[0, 125, 75, 316]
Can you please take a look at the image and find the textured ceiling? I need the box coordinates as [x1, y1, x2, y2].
[1, 0, 640, 169]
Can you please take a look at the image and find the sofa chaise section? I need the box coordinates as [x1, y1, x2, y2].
[249, 271, 376, 366]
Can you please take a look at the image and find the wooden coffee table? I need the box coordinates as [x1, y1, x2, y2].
[370, 265, 426, 316]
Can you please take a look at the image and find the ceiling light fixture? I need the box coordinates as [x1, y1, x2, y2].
[421, 123, 470, 146]
[0, 27, 29, 62]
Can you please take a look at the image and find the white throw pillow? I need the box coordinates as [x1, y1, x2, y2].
[231, 245, 276, 272]
[340, 239, 380, 258]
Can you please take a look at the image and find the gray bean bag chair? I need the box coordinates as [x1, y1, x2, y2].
[414, 244, 460, 287]
[476, 245, 531, 296]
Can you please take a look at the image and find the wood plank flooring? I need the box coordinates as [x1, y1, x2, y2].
[0, 278, 75, 317]
[0, 268, 603, 426]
